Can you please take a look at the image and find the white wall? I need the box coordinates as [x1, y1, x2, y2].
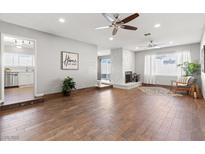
[0, 20, 97, 96]
[122, 49, 135, 82]
[111, 48, 135, 85]
[135, 43, 200, 85]
[111, 48, 123, 85]
[97, 49, 110, 56]
[200, 29, 205, 98]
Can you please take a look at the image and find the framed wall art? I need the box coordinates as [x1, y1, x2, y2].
[61, 51, 79, 70]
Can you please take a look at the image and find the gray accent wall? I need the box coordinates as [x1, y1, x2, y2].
[0, 20, 97, 97]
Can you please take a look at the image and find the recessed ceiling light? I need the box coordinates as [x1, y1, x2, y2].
[154, 24, 161, 28]
[109, 37, 113, 41]
[59, 18, 65, 23]
[169, 41, 173, 44]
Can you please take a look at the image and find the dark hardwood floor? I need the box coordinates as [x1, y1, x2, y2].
[0, 87, 205, 141]
[4, 87, 34, 105]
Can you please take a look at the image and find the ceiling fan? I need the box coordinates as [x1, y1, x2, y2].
[138, 40, 167, 49]
[96, 13, 139, 36]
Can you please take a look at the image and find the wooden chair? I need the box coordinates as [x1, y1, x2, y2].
[171, 76, 195, 95]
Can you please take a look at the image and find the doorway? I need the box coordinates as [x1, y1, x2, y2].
[0, 33, 37, 105]
[100, 58, 111, 82]
[97, 54, 111, 88]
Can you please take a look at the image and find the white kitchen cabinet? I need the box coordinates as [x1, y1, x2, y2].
[18, 72, 34, 86]
[4, 53, 34, 67]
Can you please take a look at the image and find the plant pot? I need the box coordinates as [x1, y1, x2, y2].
[63, 91, 71, 96]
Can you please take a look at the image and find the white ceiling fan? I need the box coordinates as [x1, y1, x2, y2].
[137, 40, 168, 50]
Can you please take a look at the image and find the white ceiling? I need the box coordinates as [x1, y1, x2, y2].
[0, 13, 205, 51]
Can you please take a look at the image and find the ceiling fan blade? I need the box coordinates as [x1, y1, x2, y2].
[95, 25, 112, 30]
[119, 13, 139, 24]
[112, 27, 118, 36]
[102, 13, 114, 23]
[120, 25, 137, 30]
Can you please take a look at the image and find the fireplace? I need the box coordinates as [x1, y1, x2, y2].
[125, 72, 140, 83]
[132, 73, 140, 82]
[125, 71, 132, 83]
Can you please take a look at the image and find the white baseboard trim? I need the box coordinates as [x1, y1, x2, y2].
[35, 93, 44, 97]
[113, 82, 142, 90]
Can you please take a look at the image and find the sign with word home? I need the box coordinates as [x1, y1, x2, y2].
[61, 51, 79, 70]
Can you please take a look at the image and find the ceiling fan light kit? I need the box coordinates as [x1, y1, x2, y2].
[144, 33, 151, 36]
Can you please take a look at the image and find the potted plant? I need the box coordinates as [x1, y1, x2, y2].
[177, 62, 200, 76]
[62, 76, 76, 96]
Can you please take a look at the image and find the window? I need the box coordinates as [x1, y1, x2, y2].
[19, 55, 34, 66]
[144, 51, 191, 79]
[101, 58, 111, 80]
[4, 53, 34, 67]
[154, 53, 178, 76]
